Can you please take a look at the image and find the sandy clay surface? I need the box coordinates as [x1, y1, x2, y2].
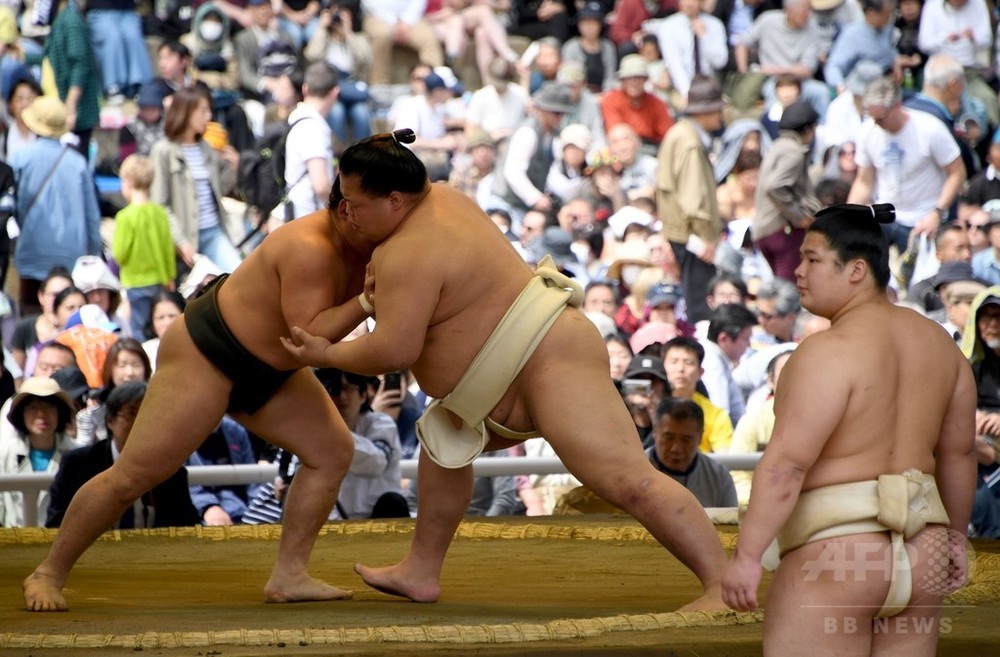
[1, 517, 998, 656]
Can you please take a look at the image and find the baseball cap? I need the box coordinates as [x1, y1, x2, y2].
[577, 2, 604, 21]
[646, 281, 681, 308]
[423, 72, 447, 92]
[623, 354, 668, 383]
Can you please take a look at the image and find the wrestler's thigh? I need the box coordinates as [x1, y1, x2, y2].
[116, 320, 232, 483]
[234, 368, 354, 468]
[870, 528, 950, 657]
[520, 313, 648, 487]
[763, 533, 891, 656]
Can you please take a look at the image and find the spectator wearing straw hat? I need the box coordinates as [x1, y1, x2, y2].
[46, 381, 200, 529]
[600, 54, 674, 150]
[0, 377, 78, 527]
[448, 129, 497, 206]
[9, 96, 101, 321]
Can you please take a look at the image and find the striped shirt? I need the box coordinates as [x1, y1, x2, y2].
[180, 144, 219, 230]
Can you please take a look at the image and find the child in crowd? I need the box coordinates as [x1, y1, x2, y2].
[111, 155, 177, 339]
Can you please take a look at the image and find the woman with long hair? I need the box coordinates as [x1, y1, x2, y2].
[74, 338, 152, 447]
[150, 84, 243, 274]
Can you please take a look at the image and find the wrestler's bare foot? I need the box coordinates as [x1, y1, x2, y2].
[678, 586, 730, 613]
[23, 571, 68, 612]
[263, 573, 353, 603]
[354, 562, 440, 603]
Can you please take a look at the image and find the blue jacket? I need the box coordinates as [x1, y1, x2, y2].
[10, 138, 101, 280]
[186, 416, 263, 523]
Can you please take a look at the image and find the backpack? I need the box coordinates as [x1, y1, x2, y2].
[235, 117, 307, 242]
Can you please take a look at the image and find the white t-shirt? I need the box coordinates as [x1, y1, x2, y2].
[282, 103, 333, 219]
[466, 84, 529, 138]
[854, 109, 961, 227]
[816, 90, 864, 156]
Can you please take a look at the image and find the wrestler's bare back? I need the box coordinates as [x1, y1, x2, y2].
[214, 209, 369, 370]
[790, 301, 971, 492]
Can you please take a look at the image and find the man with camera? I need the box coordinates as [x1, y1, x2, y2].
[620, 354, 669, 450]
[303, 3, 374, 145]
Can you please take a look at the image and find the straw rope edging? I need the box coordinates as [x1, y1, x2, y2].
[1, 518, 728, 547]
[0, 609, 766, 649]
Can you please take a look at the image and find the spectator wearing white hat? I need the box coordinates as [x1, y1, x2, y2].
[547, 123, 592, 204]
[72, 256, 127, 337]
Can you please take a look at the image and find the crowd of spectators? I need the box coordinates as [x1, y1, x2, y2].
[1, 0, 1000, 536]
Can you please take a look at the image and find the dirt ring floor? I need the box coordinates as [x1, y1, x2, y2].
[1, 517, 998, 656]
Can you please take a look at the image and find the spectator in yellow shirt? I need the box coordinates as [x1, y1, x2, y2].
[662, 336, 733, 454]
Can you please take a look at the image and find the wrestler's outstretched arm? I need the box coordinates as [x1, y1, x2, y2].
[303, 296, 370, 342]
[283, 243, 443, 375]
[299, 261, 376, 341]
[721, 336, 850, 611]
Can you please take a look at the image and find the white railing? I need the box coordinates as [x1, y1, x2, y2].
[0, 453, 763, 528]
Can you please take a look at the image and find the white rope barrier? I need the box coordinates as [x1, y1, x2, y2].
[0, 453, 763, 527]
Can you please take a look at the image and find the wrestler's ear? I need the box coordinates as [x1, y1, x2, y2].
[846, 257, 868, 284]
[387, 191, 405, 211]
